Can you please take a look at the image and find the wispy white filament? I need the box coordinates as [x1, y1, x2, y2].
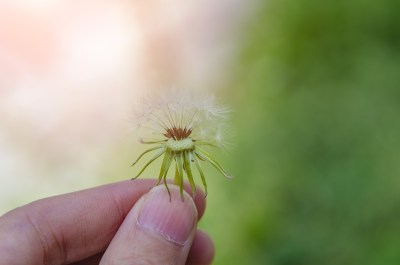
[133, 90, 231, 145]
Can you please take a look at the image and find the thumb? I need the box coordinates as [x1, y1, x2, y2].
[100, 185, 198, 265]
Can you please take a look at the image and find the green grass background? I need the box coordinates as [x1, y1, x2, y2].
[200, 0, 400, 264]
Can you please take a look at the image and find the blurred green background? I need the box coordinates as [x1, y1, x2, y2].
[202, 0, 400, 264]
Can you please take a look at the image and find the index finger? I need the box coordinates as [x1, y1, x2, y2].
[0, 179, 206, 265]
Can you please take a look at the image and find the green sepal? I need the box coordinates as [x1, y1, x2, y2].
[193, 153, 207, 197]
[132, 147, 166, 180]
[184, 151, 197, 198]
[139, 138, 167, 144]
[163, 172, 171, 201]
[174, 163, 180, 186]
[195, 147, 233, 179]
[193, 141, 221, 148]
[156, 151, 173, 185]
[175, 153, 185, 201]
[131, 145, 164, 166]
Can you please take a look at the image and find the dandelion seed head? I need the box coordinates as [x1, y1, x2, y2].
[133, 90, 230, 144]
[131, 89, 233, 200]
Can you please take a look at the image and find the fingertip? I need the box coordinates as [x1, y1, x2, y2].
[161, 180, 206, 220]
[184, 183, 206, 220]
[100, 186, 198, 264]
[187, 229, 215, 265]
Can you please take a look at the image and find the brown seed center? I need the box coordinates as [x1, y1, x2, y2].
[164, 126, 192, 140]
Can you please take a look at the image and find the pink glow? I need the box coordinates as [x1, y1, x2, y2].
[0, 0, 253, 214]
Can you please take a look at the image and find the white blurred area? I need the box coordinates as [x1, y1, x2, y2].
[0, 0, 252, 214]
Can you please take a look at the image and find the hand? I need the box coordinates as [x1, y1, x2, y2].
[0, 179, 214, 265]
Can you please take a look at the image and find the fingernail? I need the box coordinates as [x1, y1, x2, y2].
[138, 186, 197, 245]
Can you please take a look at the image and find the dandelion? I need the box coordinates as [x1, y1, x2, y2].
[131, 92, 233, 200]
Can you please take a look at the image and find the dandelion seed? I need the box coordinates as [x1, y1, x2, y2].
[131, 92, 233, 201]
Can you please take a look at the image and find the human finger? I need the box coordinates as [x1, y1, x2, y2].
[71, 229, 214, 265]
[69, 252, 103, 265]
[186, 229, 215, 265]
[0, 179, 206, 265]
[100, 185, 197, 265]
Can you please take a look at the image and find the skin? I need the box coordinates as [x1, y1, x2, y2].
[0, 179, 214, 265]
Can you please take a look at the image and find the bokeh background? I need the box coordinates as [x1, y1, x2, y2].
[1, 0, 400, 264]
